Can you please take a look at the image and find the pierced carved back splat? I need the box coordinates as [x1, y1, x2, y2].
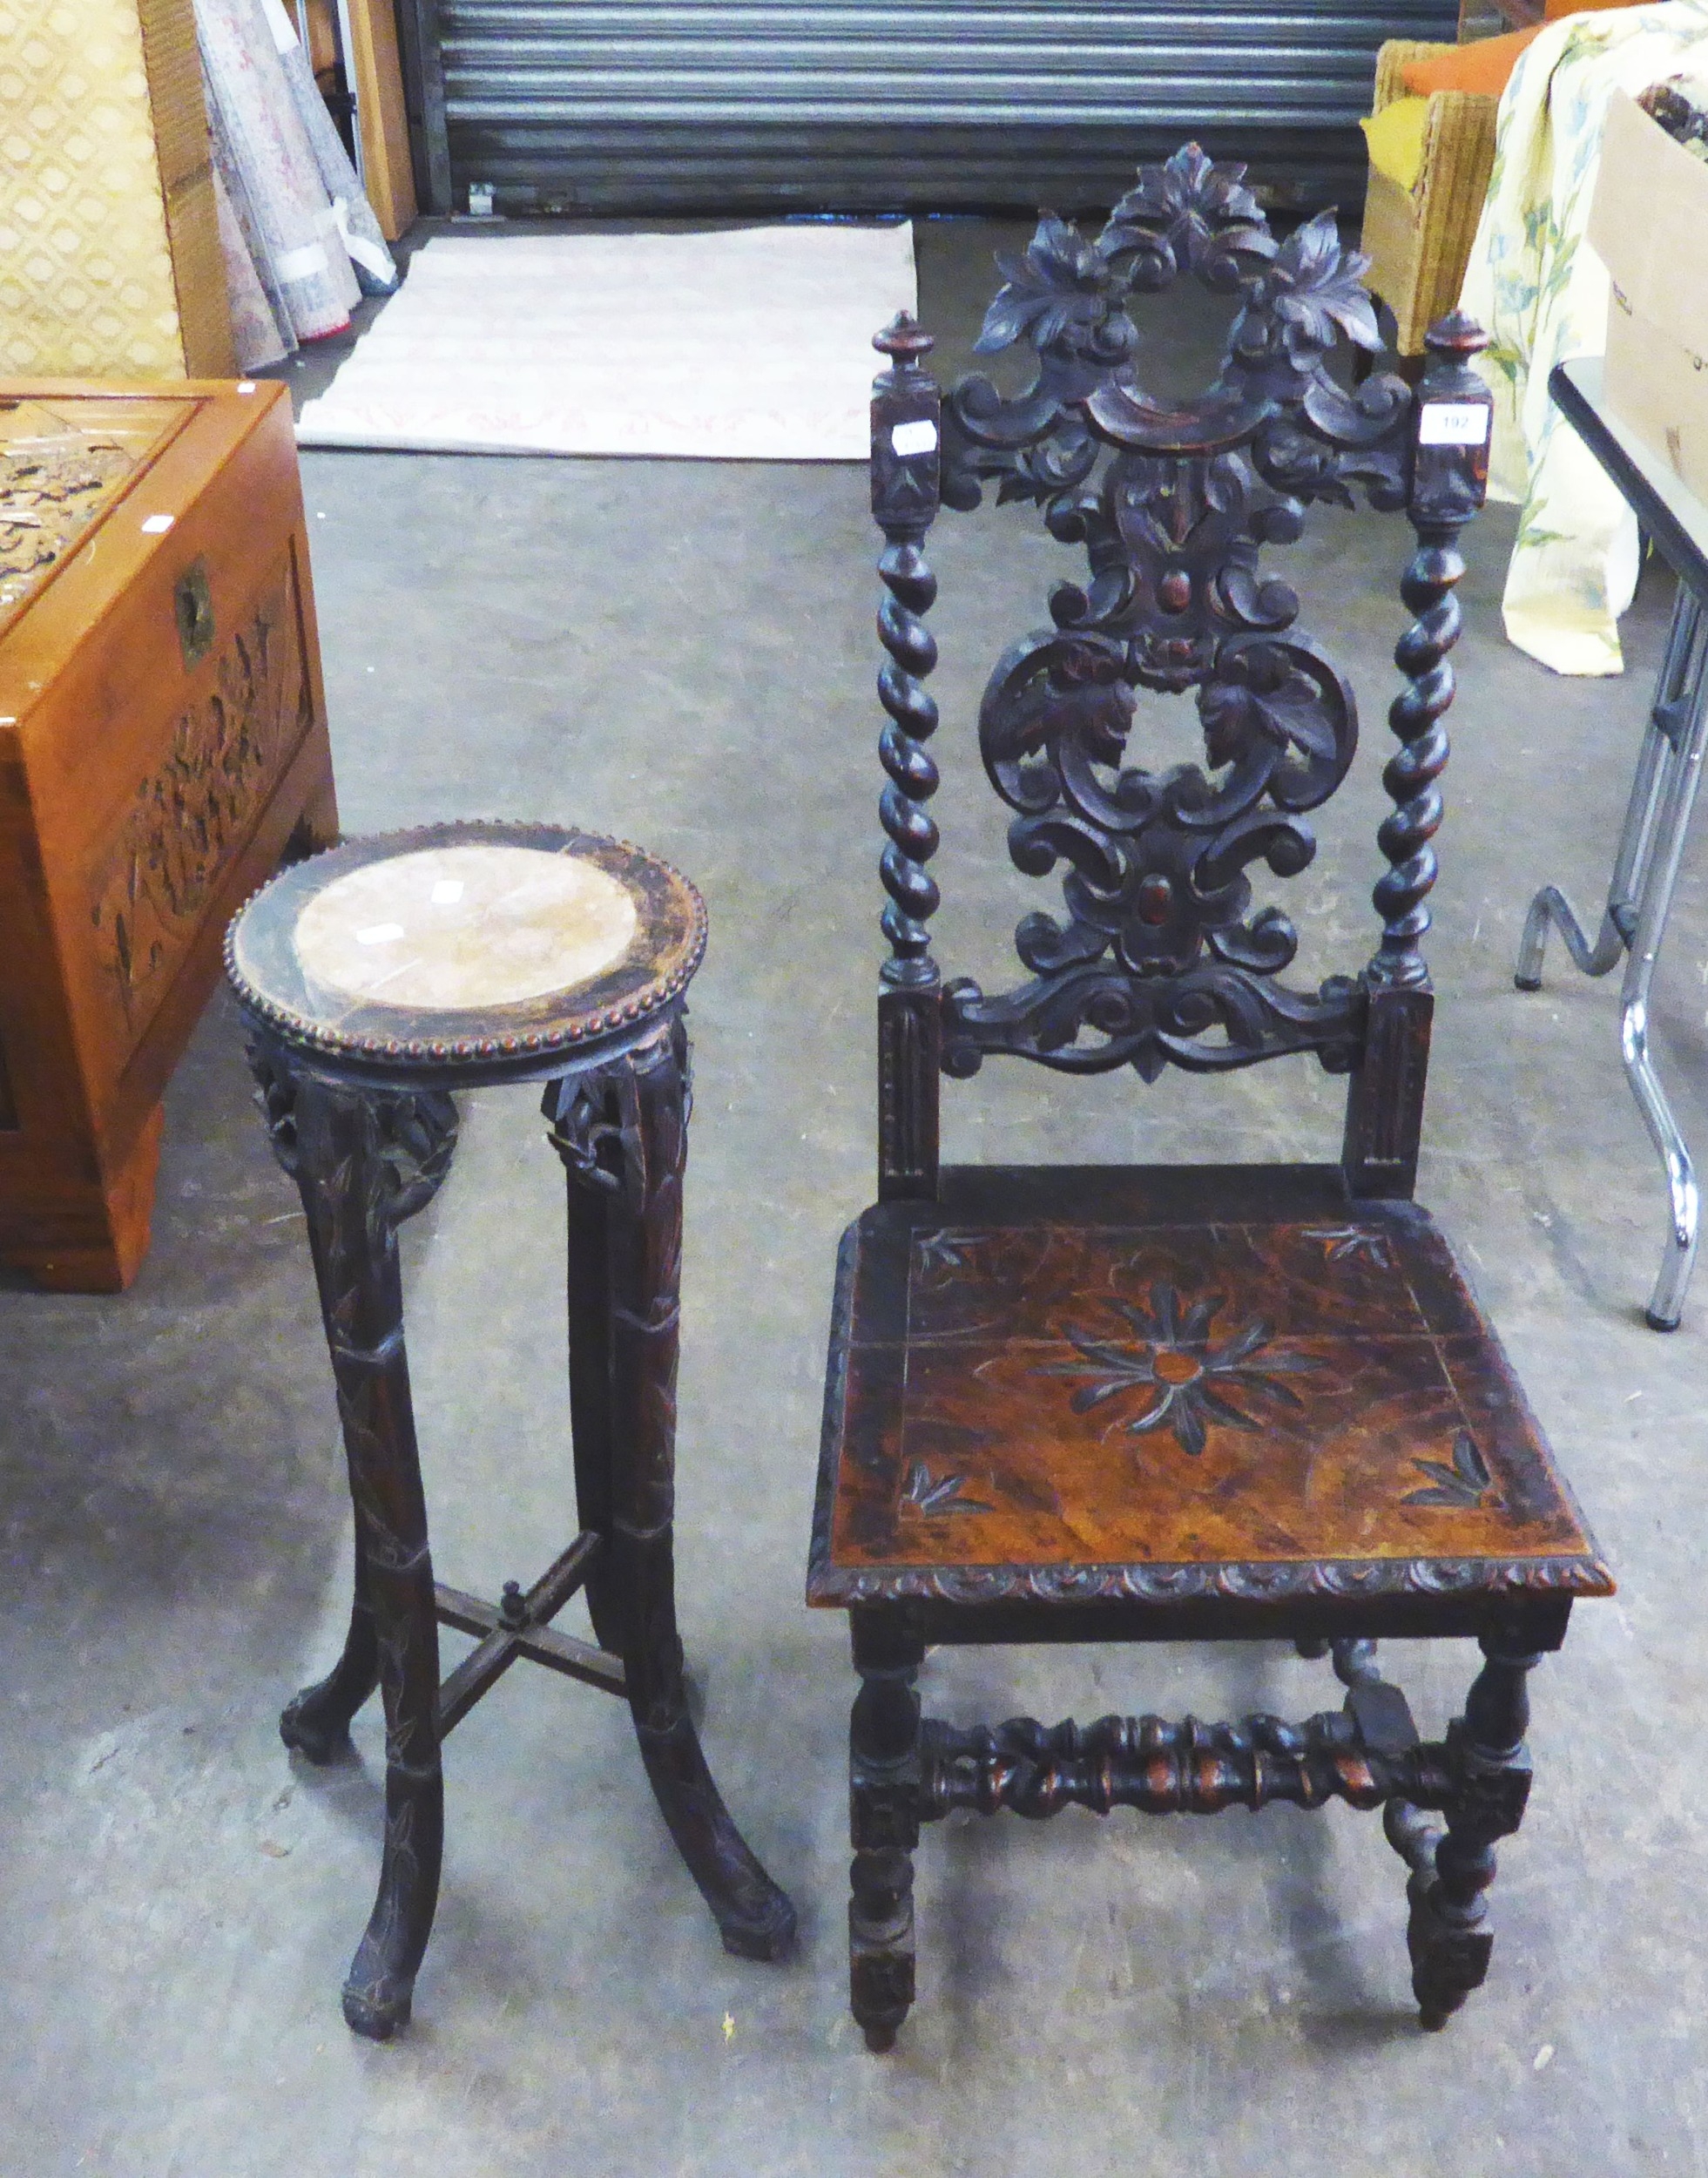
[868, 144, 1492, 1201]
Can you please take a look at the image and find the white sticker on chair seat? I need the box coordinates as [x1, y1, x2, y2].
[892, 419, 938, 457]
[1419, 402, 1490, 447]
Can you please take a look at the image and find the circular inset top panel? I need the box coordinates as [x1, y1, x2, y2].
[293, 844, 639, 1010]
[226, 821, 705, 1080]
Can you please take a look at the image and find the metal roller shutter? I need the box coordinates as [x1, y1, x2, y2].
[405, 0, 1457, 216]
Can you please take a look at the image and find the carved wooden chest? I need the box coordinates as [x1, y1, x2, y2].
[0, 378, 338, 1289]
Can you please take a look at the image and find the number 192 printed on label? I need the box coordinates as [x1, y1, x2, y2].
[1418, 402, 1491, 448]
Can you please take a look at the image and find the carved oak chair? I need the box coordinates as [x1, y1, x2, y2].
[807, 146, 1612, 2050]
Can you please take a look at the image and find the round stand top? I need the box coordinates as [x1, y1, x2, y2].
[226, 822, 706, 1079]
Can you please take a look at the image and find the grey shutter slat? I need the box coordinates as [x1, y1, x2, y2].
[429, 0, 1457, 213]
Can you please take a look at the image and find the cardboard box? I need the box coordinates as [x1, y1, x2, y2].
[1589, 90, 1708, 502]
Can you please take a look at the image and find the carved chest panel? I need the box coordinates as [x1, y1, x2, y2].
[0, 378, 337, 1289]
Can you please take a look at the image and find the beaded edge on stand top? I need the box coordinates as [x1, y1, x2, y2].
[222, 820, 707, 1065]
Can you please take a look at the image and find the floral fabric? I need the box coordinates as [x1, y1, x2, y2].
[1460, 0, 1708, 674]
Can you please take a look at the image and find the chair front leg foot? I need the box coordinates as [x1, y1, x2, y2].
[1404, 1631, 1539, 2029]
[850, 1846, 915, 2052]
[849, 1611, 922, 2052]
[1406, 1863, 1494, 2032]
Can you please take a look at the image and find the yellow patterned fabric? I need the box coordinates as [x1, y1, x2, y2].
[0, 0, 185, 376]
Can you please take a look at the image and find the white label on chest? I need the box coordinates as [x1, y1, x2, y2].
[1418, 402, 1490, 448]
[892, 418, 938, 457]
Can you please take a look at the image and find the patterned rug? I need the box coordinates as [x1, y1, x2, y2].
[295, 222, 918, 459]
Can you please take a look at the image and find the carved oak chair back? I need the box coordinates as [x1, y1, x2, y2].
[868, 145, 1494, 1202]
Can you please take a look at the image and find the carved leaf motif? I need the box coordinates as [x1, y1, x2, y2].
[900, 1460, 990, 1515]
[1302, 1225, 1392, 1269]
[915, 1232, 977, 1280]
[1200, 645, 1340, 768]
[1402, 1431, 1501, 1511]
[1234, 212, 1383, 361]
[976, 215, 1117, 355]
[1101, 143, 1275, 288]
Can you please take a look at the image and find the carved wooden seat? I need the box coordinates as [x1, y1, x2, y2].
[806, 145, 1612, 2050]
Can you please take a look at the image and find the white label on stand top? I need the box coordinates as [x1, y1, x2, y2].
[1418, 402, 1490, 447]
[892, 418, 938, 457]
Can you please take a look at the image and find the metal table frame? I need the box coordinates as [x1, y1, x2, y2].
[1517, 359, 1708, 1329]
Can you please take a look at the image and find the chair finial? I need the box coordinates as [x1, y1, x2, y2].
[1422, 308, 1490, 363]
[874, 310, 934, 362]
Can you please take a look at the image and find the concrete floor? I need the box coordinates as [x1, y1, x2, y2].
[4, 219, 1707, 2176]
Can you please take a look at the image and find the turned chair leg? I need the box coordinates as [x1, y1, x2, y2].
[848, 1609, 923, 2051]
[598, 1020, 796, 1962]
[1401, 1631, 1539, 2029]
[280, 1068, 457, 2039]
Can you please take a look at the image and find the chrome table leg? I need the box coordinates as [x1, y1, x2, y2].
[1516, 585, 1708, 1329]
[1516, 587, 1698, 989]
[1622, 605, 1708, 1328]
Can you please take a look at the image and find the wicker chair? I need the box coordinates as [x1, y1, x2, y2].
[1360, 39, 1500, 361]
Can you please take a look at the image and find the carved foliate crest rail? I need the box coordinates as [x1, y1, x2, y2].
[873, 144, 1464, 1086]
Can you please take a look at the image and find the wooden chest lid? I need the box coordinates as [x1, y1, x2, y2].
[0, 378, 294, 745]
[0, 392, 192, 635]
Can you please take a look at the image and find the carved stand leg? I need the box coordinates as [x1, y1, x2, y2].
[555, 1018, 796, 1962]
[548, 1071, 625, 1654]
[848, 1608, 923, 2051]
[250, 1044, 457, 2039]
[278, 1176, 383, 1761]
[280, 1537, 381, 1764]
[1401, 1631, 1538, 2030]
